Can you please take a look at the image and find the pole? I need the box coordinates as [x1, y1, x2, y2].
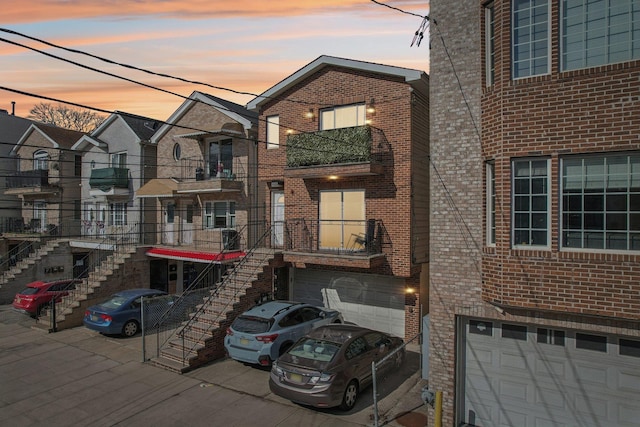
[435, 390, 443, 427]
[372, 361, 378, 427]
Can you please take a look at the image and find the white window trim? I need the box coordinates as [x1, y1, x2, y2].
[485, 3, 495, 86]
[203, 201, 236, 229]
[111, 152, 127, 168]
[511, 158, 551, 249]
[487, 162, 496, 246]
[33, 150, 49, 171]
[319, 104, 366, 131]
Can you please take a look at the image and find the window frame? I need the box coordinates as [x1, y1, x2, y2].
[485, 2, 496, 86]
[33, 150, 49, 171]
[487, 161, 496, 246]
[512, 0, 551, 79]
[111, 152, 127, 169]
[203, 201, 236, 229]
[560, 153, 640, 252]
[109, 202, 128, 226]
[560, 0, 640, 72]
[319, 103, 366, 131]
[266, 115, 279, 149]
[511, 157, 551, 249]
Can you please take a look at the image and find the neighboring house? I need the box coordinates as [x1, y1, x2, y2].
[246, 55, 429, 341]
[0, 110, 32, 232]
[140, 91, 258, 294]
[429, 1, 640, 426]
[5, 122, 85, 235]
[71, 112, 159, 244]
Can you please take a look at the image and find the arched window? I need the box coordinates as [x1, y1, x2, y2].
[33, 150, 49, 171]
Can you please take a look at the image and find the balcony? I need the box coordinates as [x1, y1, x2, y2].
[285, 126, 385, 179]
[176, 158, 245, 194]
[5, 170, 57, 196]
[282, 218, 386, 269]
[89, 167, 130, 197]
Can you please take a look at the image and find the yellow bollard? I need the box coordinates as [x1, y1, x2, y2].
[434, 391, 443, 427]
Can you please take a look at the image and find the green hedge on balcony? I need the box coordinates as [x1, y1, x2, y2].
[287, 126, 372, 167]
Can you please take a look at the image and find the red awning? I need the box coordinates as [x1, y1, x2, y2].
[146, 247, 245, 264]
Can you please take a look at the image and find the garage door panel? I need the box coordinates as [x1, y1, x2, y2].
[462, 318, 640, 427]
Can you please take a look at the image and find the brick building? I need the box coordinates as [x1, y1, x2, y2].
[429, 1, 640, 426]
[247, 56, 429, 340]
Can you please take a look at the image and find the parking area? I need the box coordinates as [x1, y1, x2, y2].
[0, 305, 428, 427]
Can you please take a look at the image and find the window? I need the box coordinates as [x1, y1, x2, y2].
[33, 201, 46, 230]
[110, 203, 127, 226]
[485, 3, 496, 85]
[502, 323, 527, 340]
[208, 139, 233, 177]
[173, 143, 181, 161]
[74, 200, 81, 220]
[319, 190, 365, 250]
[203, 201, 236, 229]
[487, 162, 496, 245]
[620, 338, 640, 357]
[561, 154, 640, 251]
[469, 320, 493, 336]
[33, 150, 49, 171]
[266, 115, 279, 149]
[561, 0, 640, 71]
[576, 332, 607, 352]
[111, 152, 127, 168]
[74, 155, 82, 176]
[345, 337, 368, 360]
[513, 158, 550, 247]
[166, 203, 175, 224]
[320, 104, 366, 130]
[537, 328, 565, 346]
[512, 0, 550, 79]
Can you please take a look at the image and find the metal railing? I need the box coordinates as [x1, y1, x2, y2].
[6, 169, 50, 188]
[284, 218, 386, 256]
[47, 222, 141, 331]
[0, 225, 60, 284]
[144, 224, 273, 366]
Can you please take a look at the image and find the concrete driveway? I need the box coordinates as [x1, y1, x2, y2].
[0, 305, 428, 426]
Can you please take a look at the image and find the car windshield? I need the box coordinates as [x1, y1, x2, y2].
[232, 315, 272, 333]
[19, 287, 40, 295]
[288, 338, 341, 363]
[100, 295, 130, 310]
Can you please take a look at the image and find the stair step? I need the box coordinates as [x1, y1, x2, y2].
[160, 344, 200, 364]
[149, 356, 191, 374]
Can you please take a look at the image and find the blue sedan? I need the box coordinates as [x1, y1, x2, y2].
[83, 289, 170, 337]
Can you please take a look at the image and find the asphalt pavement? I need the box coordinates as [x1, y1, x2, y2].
[0, 305, 429, 427]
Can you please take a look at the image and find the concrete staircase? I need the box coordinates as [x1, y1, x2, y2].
[150, 248, 283, 373]
[0, 239, 61, 286]
[36, 246, 140, 332]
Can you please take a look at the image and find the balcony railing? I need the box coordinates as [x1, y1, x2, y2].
[284, 218, 385, 256]
[287, 125, 387, 168]
[6, 169, 49, 189]
[89, 167, 129, 189]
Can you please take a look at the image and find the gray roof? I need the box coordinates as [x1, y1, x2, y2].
[0, 112, 34, 155]
[198, 93, 258, 127]
[116, 112, 162, 140]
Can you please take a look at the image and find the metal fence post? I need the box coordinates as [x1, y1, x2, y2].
[141, 296, 146, 362]
[372, 360, 378, 427]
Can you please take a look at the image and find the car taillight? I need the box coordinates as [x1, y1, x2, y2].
[84, 310, 90, 317]
[100, 314, 112, 322]
[226, 327, 233, 336]
[256, 333, 279, 343]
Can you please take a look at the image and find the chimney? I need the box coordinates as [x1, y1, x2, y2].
[11, 101, 15, 115]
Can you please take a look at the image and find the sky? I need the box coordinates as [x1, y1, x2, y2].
[0, 0, 429, 122]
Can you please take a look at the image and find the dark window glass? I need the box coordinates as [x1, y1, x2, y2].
[620, 339, 640, 358]
[537, 328, 565, 346]
[469, 320, 493, 336]
[576, 333, 607, 352]
[502, 324, 527, 340]
[74, 155, 82, 176]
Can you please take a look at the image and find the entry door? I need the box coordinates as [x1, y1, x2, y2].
[96, 203, 106, 237]
[163, 202, 175, 245]
[33, 201, 47, 232]
[84, 202, 96, 237]
[271, 191, 284, 247]
[182, 204, 194, 245]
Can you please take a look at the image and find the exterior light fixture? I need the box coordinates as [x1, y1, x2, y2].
[366, 98, 375, 114]
[405, 286, 415, 294]
[328, 175, 339, 180]
[286, 129, 294, 134]
[305, 108, 315, 119]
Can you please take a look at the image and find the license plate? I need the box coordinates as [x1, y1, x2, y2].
[91, 315, 98, 321]
[289, 373, 303, 383]
[240, 338, 249, 346]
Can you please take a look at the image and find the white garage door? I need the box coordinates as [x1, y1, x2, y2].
[461, 318, 640, 427]
[292, 269, 405, 338]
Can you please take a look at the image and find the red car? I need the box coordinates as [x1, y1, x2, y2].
[12, 279, 80, 317]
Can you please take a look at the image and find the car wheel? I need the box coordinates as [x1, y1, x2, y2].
[340, 380, 359, 411]
[122, 320, 139, 337]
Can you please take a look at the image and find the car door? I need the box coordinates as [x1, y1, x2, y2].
[277, 308, 306, 342]
[345, 336, 375, 386]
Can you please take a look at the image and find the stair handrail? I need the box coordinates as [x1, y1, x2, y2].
[49, 223, 140, 327]
[153, 224, 273, 366]
[0, 224, 61, 283]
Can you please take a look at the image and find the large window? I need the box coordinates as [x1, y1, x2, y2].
[487, 162, 496, 245]
[109, 203, 127, 226]
[512, 0, 550, 79]
[512, 159, 550, 247]
[319, 190, 365, 250]
[33, 150, 49, 171]
[266, 115, 279, 149]
[561, 154, 640, 251]
[561, 0, 640, 71]
[204, 201, 236, 229]
[111, 152, 127, 168]
[320, 104, 366, 130]
[209, 139, 233, 177]
[485, 3, 496, 86]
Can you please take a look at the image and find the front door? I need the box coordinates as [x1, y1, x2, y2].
[182, 204, 194, 245]
[271, 191, 284, 247]
[163, 202, 175, 245]
[33, 201, 46, 232]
